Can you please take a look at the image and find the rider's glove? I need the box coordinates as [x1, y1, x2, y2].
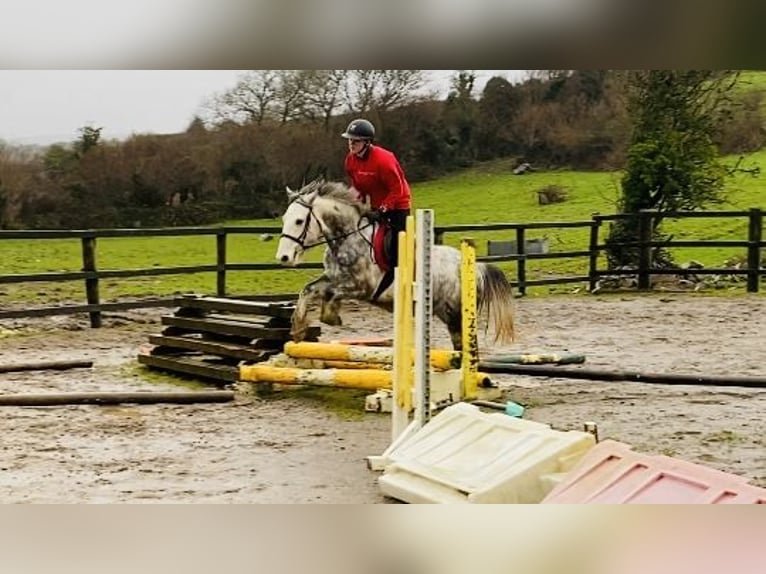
[367, 209, 385, 223]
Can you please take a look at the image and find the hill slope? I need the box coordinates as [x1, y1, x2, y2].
[0, 153, 763, 303]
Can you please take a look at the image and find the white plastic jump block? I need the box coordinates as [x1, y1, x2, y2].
[378, 402, 596, 504]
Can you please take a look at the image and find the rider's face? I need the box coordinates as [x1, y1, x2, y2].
[348, 138, 366, 154]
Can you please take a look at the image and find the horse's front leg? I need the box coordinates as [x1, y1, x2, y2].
[319, 295, 343, 326]
[291, 274, 333, 342]
[319, 276, 378, 324]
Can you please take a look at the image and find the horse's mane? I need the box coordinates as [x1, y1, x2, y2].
[306, 180, 369, 213]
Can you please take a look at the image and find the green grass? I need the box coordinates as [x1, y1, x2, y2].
[0, 152, 764, 306]
[735, 71, 766, 93]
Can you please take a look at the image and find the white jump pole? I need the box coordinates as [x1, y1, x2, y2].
[413, 208, 433, 427]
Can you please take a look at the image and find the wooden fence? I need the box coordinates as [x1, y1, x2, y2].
[0, 209, 762, 326]
[439, 208, 764, 296]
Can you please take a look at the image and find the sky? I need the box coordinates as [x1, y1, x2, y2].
[0, 70, 525, 147]
[0, 70, 244, 146]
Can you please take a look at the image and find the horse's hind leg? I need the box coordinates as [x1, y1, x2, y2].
[292, 275, 332, 342]
[444, 308, 463, 352]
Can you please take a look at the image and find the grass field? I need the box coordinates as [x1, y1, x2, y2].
[0, 151, 764, 307]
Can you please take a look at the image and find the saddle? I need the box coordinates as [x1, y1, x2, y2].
[371, 221, 395, 273]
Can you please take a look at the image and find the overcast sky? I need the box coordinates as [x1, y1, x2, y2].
[0, 70, 524, 146]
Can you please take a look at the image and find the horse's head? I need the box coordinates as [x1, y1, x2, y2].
[276, 178, 367, 266]
[275, 181, 324, 266]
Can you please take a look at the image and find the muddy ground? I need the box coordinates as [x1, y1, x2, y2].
[0, 294, 763, 503]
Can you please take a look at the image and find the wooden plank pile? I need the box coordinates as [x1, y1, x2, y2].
[138, 295, 319, 384]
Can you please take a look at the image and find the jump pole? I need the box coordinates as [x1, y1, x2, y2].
[0, 391, 235, 406]
[479, 363, 766, 388]
[460, 238, 479, 400]
[391, 214, 416, 440]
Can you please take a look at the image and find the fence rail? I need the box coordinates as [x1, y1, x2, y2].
[0, 208, 763, 325]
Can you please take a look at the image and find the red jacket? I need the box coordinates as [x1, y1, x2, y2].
[345, 144, 412, 210]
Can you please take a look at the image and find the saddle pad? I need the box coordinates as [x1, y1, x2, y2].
[372, 222, 391, 272]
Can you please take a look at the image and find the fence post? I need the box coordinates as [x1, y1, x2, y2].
[747, 208, 762, 293]
[637, 210, 653, 290]
[588, 214, 601, 292]
[515, 226, 527, 296]
[216, 230, 227, 297]
[81, 234, 101, 328]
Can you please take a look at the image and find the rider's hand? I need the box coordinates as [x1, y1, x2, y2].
[367, 209, 384, 223]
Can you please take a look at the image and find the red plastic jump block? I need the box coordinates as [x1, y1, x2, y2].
[541, 440, 766, 504]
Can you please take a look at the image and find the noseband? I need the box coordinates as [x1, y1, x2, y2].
[279, 198, 320, 249]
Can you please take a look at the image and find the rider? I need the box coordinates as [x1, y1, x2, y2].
[341, 118, 412, 271]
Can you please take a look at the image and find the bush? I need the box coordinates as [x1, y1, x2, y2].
[536, 185, 569, 205]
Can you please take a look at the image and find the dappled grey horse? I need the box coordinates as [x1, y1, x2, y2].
[275, 179, 515, 350]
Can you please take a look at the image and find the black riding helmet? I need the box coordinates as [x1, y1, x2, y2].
[341, 118, 375, 140]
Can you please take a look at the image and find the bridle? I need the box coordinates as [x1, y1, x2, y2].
[280, 196, 374, 252]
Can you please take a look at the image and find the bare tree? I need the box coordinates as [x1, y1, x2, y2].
[301, 70, 348, 127]
[273, 70, 310, 124]
[343, 70, 426, 113]
[202, 70, 280, 126]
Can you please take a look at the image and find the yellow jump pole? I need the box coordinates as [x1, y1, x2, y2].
[240, 364, 391, 390]
[239, 366, 489, 394]
[391, 215, 415, 439]
[283, 341, 461, 371]
[460, 238, 479, 400]
[240, 363, 492, 392]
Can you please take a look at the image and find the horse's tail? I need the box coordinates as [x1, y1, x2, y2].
[476, 263, 516, 345]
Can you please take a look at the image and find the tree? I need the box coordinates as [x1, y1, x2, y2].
[74, 125, 101, 157]
[605, 70, 739, 269]
[203, 70, 280, 125]
[343, 70, 426, 113]
[476, 75, 524, 158]
[442, 71, 479, 166]
[301, 70, 348, 127]
[449, 71, 476, 100]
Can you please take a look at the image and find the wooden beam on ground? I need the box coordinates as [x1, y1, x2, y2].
[0, 391, 235, 406]
[137, 353, 239, 383]
[479, 363, 766, 388]
[161, 315, 320, 340]
[173, 296, 296, 320]
[480, 353, 586, 365]
[0, 360, 93, 373]
[148, 335, 277, 362]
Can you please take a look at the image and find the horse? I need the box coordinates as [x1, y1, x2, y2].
[275, 179, 516, 351]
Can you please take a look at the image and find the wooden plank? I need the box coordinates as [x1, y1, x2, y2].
[203, 313, 290, 327]
[158, 326, 252, 344]
[148, 335, 278, 362]
[0, 298, 176, 320]
[161, 315, 319, 340]
[0, 391, 235, 406]
[160, 315, 283, 339]
[173, 296, 296, 319]
[0, 360, 93, 373]
[137, 353, 239, 383]
[477, 363, 766, 388]
[173, 309, 274, 326]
